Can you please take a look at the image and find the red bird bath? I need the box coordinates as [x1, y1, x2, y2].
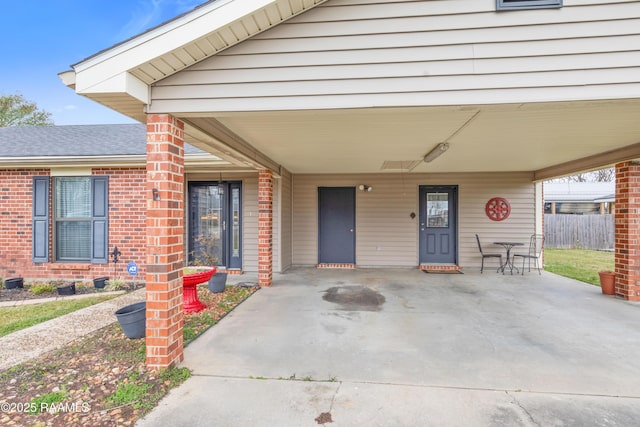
[182, 268, 216, 313]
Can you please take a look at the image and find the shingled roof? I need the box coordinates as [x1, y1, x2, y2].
[0, 124, 203, 157]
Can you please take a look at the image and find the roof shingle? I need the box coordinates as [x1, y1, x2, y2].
[0, 124, 203, 157]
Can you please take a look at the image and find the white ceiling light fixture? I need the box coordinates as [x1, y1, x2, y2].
[423, 143, 450, 163]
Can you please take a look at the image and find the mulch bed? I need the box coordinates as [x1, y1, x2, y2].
[0, 282, 144, 303]
[0, 284, 258, 427]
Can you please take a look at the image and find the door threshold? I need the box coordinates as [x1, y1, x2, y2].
[317, 263, 356, 269]
[217, 268, 243, 275]
[419, 264, 461, 272]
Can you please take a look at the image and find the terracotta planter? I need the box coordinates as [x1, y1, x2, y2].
[598, 271, 615, 295]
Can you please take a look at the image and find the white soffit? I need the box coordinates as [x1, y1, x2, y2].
[213, 100, 640, 174]
[72, 0, 328, 95]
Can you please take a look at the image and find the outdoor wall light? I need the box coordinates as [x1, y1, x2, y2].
[152, 188, 161, 201]
[423, 142, 450, 163]
[358, 184, 373, 192]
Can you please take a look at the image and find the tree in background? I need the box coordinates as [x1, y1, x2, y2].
[568, 168, 614, 182]
[0, 93, 53, 127]
[549, 168, 615, 183]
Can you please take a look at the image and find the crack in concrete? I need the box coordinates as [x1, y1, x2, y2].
[190, 374, 640, 400]
[315, 381, 342, 426]
[329, 381, 342, 413]
[506, 391, 541, 427]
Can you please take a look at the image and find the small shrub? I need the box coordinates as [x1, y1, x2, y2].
[106, 278, 126, 291]
[30, 283, 56, 295]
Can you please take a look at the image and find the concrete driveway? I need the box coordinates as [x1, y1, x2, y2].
[137, 268, 640, 426]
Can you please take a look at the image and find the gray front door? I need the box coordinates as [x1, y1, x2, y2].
[419, 185, 458, 264]
[318, 187, 355, 264]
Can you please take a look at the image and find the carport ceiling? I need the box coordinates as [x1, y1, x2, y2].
[187, 98, 640, 175]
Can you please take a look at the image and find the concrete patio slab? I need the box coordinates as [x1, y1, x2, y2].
[137, 268, 640, 426]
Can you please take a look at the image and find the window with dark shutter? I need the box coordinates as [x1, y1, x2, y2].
[91, 176, 109, 263]
[32, 176, 50, 263]
[497, 0, 562, 10]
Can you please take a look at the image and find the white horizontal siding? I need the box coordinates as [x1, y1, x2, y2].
[292, 172, 536, 268]
[279, 169, 293, 272]
[161, 50, 640, 84]
[272, 172, 292, 273]
[151, 0, 640, 112]
[242, 175, 259, 272]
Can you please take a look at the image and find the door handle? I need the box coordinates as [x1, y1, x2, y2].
[349, 229, 354, 233]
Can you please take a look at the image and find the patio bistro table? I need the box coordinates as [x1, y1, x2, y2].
[493, 242, 524, 275]
[183, 267, 216, 313]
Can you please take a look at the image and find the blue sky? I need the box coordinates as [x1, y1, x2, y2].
[1, 1, 205, 125]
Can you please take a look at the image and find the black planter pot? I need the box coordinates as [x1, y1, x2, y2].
[57, 282, 76, 296]
[208, 272, 228, 293]
[114, 302, 146, 339]
[5, 278, 24, 289]
[93, 277, 108, 289]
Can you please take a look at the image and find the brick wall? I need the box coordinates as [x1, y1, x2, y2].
[0, 168, 146, 283]
[95, 168, 147, 281]
[258, 169, 273, 287]
[145, 114, 185, 369]
[615, 162, 640, 300]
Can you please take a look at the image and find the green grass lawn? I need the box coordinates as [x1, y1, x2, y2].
[0, 295, 118, 337]
[544, 248, 614, 286]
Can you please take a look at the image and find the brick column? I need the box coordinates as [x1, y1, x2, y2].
[145, 114, 185, 368]
[258, 170, 273, 287]
[615, 162, 640, 301]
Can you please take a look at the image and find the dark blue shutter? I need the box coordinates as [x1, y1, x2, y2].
[32, 176, 50, 263]
[91, 176, 108, 263]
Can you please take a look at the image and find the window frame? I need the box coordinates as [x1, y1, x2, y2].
[496, 0, 562, 11]
[53, 176, 93, 262]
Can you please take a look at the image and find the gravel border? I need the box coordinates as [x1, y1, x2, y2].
[0, 289, 146, 371]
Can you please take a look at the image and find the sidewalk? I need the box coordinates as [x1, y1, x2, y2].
[0, 288, 146, 371]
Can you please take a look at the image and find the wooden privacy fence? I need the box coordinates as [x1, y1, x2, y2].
[544, 214, 614, 250]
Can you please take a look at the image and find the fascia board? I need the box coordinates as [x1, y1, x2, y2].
[0, 154, 229, 169]
[0, 155, 146, 169]
[75, 72, 149, 104]
[58, 70, 76, 89]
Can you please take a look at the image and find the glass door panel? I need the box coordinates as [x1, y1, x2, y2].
[228, 183, 242, 268]
[190, 185, 224, 266]
[189, 182, 242, 269]
[426, 193, 449, 228]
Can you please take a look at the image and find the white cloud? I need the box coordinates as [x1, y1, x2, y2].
[64, 105, 77, 110]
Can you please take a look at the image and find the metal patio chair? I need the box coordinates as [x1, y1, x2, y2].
[513, 234, 544, 275]
[475, 234, 502, 273]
